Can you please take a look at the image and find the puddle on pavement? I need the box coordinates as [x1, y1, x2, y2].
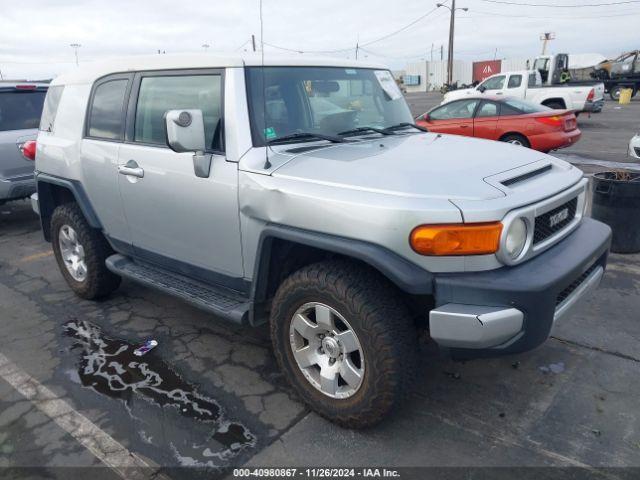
[63, 319, 257, 468]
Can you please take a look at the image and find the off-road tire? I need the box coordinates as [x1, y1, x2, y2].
[270, 259, 419, 428]
[51, 203, 121, 299]
[500, 133, 531, 148]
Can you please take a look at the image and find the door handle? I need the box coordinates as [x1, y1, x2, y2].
[495, 92, 503, 95]
[460, 124, 470, 128]
[118, 160, 144, 178]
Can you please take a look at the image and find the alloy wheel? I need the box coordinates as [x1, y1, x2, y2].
[289, 302, 365, 399]
[58, 225, 87, 282]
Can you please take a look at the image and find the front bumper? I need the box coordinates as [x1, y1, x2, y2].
[0, 174, 36, 201]
[429, 218, 611, 359]
[582, 99, 604, 113]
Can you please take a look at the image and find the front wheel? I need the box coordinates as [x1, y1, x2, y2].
[270, 260, 419, 428]
[51, 203, 121, 299]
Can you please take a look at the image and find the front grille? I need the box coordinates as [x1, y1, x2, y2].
[534, 197, 578, 245]
[556, 264, 598, 307]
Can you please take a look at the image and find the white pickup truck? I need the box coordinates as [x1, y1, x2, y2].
[444, 70, 605, 114]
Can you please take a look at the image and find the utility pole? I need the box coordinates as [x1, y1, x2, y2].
[440, 45, 443, 61]
[540, 32, 555, 55]
[202, 43, 210, 52]
[355, 34, 359, 60]
[251, 34, 256, 52]
[430, 43, 434, 62]
[70, 43, 81, 66]
[437, 2, 468, 85]
[493, 47, 498, 60]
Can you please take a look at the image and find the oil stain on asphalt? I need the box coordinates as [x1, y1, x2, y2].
[63, 319, 257, 470]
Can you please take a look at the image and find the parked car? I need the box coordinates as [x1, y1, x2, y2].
[443, 70, 604, 114]
[416, 96, 581, 152]
[0, 82, 48, 204]
[630, 133, 640, 159]
[32, 54, 611, 428]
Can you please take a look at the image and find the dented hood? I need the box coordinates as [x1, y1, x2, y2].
[271, 133, 554, 201]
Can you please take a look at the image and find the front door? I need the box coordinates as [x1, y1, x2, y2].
[117, 70, 244, 283]
[424, 99, 479, 136]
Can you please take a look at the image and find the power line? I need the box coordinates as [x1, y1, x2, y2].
[260, 3, 448, 55]
[479, 0, 640, 7]
[464, 8, 640, 19]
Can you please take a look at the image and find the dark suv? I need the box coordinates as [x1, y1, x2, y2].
[0, 82, 48, 204]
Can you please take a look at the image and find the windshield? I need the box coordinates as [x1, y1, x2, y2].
[0, 90, 46, 132]
[533, 58, 549, 72]
[246, 67, 413, 145]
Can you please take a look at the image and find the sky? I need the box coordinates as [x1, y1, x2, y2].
[0, 0, 638, 80]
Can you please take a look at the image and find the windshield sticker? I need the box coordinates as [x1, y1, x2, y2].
[374, 70, 402, 100]
[264, 127, 277, 140]
[345, 69, 357, 75]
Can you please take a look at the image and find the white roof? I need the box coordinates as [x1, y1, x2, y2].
[51, 53, 388, 85]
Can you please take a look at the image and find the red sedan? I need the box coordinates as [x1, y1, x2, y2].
[416, 97, 581, 152]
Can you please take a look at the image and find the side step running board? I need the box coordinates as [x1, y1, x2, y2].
[106, 254, 250, 324]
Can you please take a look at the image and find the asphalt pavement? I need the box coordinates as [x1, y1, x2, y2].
[0, 93, 639, 479]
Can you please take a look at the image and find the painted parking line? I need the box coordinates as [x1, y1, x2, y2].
[0, 352, 168, 480]
[18, 251, 53, 263]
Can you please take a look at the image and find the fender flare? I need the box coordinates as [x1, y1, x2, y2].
[251, 224, 435, 304]
[35, 173, 102, 240]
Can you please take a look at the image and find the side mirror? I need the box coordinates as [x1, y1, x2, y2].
[164, 109, 212, 178]
[477, 85, 487, 93]
[423, 113, 430, 122]
[165, 109, 206, 153]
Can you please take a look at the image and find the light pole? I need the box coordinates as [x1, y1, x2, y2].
[202, 43, 210, 52]
[437, 1, 468, 85]
[70, 43, 81, 66]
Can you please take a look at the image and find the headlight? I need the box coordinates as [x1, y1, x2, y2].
[504, 218, 527, 259]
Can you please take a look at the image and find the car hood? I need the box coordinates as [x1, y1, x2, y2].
[270, 133, 556, 201]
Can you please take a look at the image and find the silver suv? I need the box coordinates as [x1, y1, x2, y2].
[0, 82, 48, 203]
[32, 55, 611, 427]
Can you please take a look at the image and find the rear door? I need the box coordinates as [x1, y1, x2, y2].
[473, 100, 500, 140]
[0, 87, 46, 181]
[424, 99, 479, 136]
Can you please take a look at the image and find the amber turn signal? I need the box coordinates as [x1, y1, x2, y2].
[410, 222, 503, 256]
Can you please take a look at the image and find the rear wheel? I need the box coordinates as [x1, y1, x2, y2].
[610, 85, 622, 101]
[51, 203, 121, 299]
[270, 260, 419, 428]
[500, 134, 530, 148]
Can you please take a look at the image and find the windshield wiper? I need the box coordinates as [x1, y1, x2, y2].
[267, 132, 344, 145]
[338, 126, 392, 137]
[382, 122, 429, 134]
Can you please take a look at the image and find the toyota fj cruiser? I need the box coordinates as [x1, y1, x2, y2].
[32, 54, 611, 427]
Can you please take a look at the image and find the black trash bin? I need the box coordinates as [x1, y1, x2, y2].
[591, 171, 640, 253]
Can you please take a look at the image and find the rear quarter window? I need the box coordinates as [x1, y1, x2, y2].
[87, 79, 129, 140]
[0, 90, 46, 132]
[40, 86, 64, 132]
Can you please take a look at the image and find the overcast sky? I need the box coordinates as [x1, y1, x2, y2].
[0, 0, 638, 80]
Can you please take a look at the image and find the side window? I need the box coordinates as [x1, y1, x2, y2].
[528, 73, 538, 87]
[500, 103, 522, 116]
[134, 74, 222, 150]
[40, 86, 64, 132]
[429, 100, 479, 120]
[476, 101, 499, 118]
[507, 75, 522, 89]
[87, 80, 128, 140]
[480, 75, 506, 91]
